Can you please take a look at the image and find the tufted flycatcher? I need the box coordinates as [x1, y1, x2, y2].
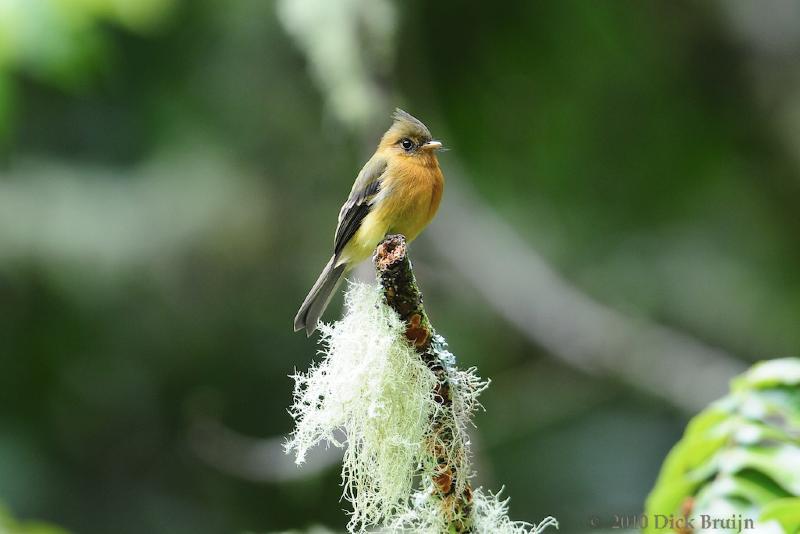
[294, 108, 445, 336]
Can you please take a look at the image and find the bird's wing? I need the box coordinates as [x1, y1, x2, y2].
[333, 155, 388, 257]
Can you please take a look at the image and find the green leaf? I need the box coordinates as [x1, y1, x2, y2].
[716, 444, 800, 495]
[0, 503, 71, 534]
[646, 358, 800, 532]
[760, 498, 800, 533]
[697, 471, 789, 508]
[734, 359, 800, 391]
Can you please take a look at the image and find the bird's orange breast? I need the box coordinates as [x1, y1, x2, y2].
[379, 155, 444, 241]
[340, 154, 443, 265]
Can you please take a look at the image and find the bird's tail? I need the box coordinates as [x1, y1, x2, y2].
[293, 256, 347, 336]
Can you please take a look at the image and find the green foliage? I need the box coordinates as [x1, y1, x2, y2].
[0, 0, 175, 138]
[761, 499, 800, 533]
[645, 358, 800, 533]
[0, 0, 175, 77]
[0, 503, 70, 534]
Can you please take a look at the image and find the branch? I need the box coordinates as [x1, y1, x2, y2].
[374, 234, 475, 532]
[187, 414, 342, 483]
[429, 181, 747, 413]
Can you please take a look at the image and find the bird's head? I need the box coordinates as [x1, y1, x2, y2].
[379, 108, 444, 158]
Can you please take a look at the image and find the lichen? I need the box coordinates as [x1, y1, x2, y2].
[285, 282, 557, 533]
[386, 487, 558, 534]
[285, 282, 438, 531]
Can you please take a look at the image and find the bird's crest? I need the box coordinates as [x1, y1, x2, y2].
[389, 108, 432, 141]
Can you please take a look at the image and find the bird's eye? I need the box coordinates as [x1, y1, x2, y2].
[400, 138, 414, 151]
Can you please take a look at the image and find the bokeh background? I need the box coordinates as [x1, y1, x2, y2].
[1, 0, 799, 532]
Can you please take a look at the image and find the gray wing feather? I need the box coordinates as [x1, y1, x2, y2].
[333, 156, 387, 257]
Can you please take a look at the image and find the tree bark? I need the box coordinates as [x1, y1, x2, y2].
[373, 234, 474, 532]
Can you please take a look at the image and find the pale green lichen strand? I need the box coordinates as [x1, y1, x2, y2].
[285, 282, 438, 531]
[386, 487, 557, 534]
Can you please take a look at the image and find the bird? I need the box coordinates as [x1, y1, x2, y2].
[294, 108, 445, 336]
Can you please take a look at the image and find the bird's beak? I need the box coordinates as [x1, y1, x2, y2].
[421, 140, 443, 151]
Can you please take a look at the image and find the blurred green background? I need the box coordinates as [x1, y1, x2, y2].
[1, 0, 799, 532]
